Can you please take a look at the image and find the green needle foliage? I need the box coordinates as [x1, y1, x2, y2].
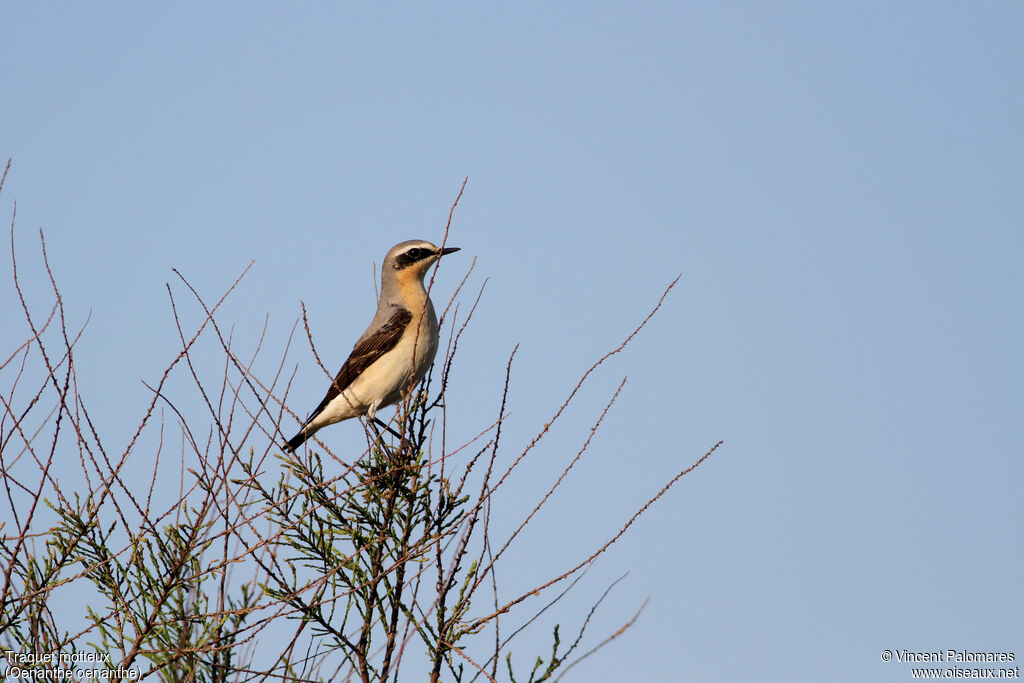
[242, 394, 480, 681]
[1, 173, 720, 682]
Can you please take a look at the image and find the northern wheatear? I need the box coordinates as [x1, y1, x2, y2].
[284, 240, 459, 452]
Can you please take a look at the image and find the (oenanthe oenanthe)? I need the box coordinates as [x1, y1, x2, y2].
[284, 240, 459, 452]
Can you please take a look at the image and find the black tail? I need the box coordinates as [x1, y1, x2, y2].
[284, 430, 308, 452]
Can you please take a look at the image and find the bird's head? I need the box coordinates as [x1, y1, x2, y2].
[384, 240, 460, 285]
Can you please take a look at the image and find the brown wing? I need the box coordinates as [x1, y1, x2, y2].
[305, 307, 412, 422]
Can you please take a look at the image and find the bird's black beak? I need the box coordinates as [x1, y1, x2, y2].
[439, 246, 460, 256]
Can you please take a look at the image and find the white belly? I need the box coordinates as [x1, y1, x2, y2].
[311, 304, 439, 429]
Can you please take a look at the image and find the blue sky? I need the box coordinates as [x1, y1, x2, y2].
[2, 3, 1022, 681]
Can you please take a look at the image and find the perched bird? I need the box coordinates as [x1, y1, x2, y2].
[284, 240, 460, 452]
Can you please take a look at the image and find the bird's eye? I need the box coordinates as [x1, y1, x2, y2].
[406, 248, 422, 259]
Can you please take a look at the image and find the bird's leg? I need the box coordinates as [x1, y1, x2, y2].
[366, 416, 385, 446]
[372, 417, 405, 441]
[364, 400, 387, 447]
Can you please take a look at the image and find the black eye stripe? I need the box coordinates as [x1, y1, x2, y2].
[394, 247, 436, 269]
